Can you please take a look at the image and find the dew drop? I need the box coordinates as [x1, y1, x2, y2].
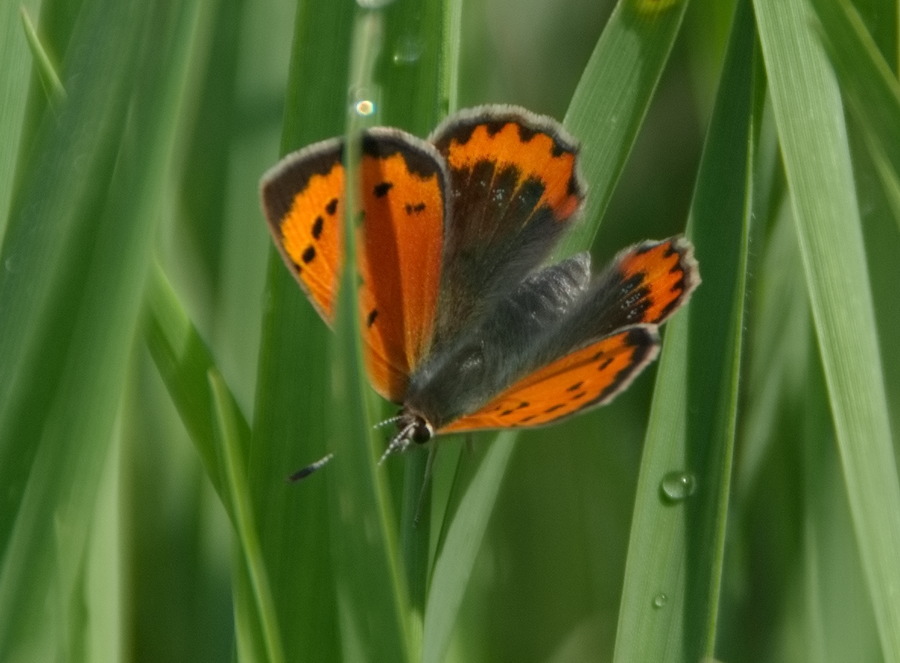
[349, 85, 379, 118]
[392, 36, 423, 65]
[354, 99, 376, 117]
[356, 0, 396, 7]
[660, 471, 697, 502]
[652, 593, 668, 609]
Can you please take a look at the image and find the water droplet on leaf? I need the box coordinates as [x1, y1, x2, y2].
[660, 471, 696, 502]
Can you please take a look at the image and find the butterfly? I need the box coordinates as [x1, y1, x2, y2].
[260, 105, 699, 460]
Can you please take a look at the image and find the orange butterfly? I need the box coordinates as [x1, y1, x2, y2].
[261, 106, 699, 459]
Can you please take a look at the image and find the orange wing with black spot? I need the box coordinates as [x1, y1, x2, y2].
[429, 106, 585, 341]
[546, 236, 699, 353]
[261, 138, 345, 323]
[442, 326, 659, 433]
[613, 238, 698, 326]
[260, 130, 448, 402]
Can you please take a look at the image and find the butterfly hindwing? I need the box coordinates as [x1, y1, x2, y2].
[417, 236, 698, 434]
[552, 237, 699, 351]
[442, 326, 660, 433]
[261, 130, 448, 402]
[429, 106, 585, 343]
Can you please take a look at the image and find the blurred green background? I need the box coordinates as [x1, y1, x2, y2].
[2, 0, 898, 660]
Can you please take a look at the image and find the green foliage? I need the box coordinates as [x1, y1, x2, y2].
[1, 0, 897, 660]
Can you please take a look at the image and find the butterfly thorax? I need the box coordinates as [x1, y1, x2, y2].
[403, 253, 595, 431]
[403, 338, 490, 432]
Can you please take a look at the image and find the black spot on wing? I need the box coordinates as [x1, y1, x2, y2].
[517, 124, 537, 142]
[262, 142, 344, 222]
[361, 133, 445, 180]
[485, 120, 506, 136]
[373, 181, 393, 197]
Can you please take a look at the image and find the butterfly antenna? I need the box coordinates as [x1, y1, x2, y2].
[287, 452, 335, 482]
[373, 415, 403, 430]
[378, 422, 416, 465]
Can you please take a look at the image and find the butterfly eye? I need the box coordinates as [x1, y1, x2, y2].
[411, 419, 433, 443]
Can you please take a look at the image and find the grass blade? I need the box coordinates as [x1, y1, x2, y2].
[144, 262, 251, 502]
[210, 370, 284, 663]
[560, 0, 689, 255]
[0, 0, 203, 657]
[614, 1, 754, 659]
[422, 434, 516, 663]
[327, 11, 414, 661]
[245, 0, 356, 657]
[808, 0, 900, 226]
[754, 0, 900, 656]
[19, 7, 65, 104]
[0, 1, 34, 238]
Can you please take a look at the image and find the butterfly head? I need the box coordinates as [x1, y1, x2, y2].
[377, 409, 434, 464]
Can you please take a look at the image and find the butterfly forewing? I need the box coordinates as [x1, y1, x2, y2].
[261, 130, 448, 402]
[261, 139, 345, 323]
[357, 132, 447, 400]
[429, 106, 585, 343]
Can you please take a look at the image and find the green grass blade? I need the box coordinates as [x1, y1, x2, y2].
[559, 0, 689, 255]
[0, 1, 34, 239]
[422, 434, 516, 663]
[19, 7, 65, 105]
[251, 0, 453, 659]
[374, 0, 454, 646]
[754, 0, 900, 657]
[801, 344, 881, 660]
[808, 0, 900, 226]
[246, 0, 355, 657]
[0, 0, 202, 657]
[144, 263, 252, 502]
[378, 0, 447, 133]
[209, 369, 284, 663]
[614, 2, 753, 659]
[326, 11, 413, 662]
